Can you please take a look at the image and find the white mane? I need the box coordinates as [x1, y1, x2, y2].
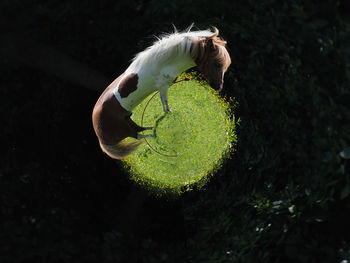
[128, 28, 215, 71]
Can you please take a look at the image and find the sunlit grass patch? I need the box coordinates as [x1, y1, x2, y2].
[122, 72, 236, 197]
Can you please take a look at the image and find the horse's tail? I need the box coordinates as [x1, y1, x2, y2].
[99, 140, 142, 160]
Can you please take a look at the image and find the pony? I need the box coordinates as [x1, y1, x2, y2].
[92, 26, 231, 159]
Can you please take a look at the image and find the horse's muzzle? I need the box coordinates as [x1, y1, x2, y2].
[210, 79, 224, 92]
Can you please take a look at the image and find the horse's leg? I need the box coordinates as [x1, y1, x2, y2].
[137, 134, 154, 139]
[124, 116, 154, 140]
[159, 88, 171, 112]
[126, 115, 153, 132]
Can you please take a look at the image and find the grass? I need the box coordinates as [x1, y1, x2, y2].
[122, 72, 236, 197]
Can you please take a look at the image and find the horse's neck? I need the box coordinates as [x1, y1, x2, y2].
[158, 55, 195, 82]
[134, 54, 195, 85]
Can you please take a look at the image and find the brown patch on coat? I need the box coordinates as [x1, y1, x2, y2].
[118, 73, 139, 98]
[92, 72, 147, 146]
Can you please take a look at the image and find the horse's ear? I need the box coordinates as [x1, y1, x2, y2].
[207, 38, 215, 50]
[205, 27, 219, 50]
[211, 26, 219, 37]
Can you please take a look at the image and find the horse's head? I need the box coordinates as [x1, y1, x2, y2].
[190, 28, 231, 91]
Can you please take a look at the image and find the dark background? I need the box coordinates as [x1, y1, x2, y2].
[1, 0, 350, 262]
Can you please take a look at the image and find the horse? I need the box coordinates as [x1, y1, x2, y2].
[92, 26, 231, 160]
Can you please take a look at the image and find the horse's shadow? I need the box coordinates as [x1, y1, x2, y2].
[152, 113, 167, 138]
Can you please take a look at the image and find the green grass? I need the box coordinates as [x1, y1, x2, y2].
[122, 72, 236, 197]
